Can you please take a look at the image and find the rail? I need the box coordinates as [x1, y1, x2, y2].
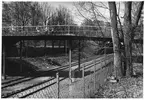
[2, 54, 113, 98]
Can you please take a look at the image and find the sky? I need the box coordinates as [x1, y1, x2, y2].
[1, 1, 125, 25]
[47, 2, 125, 25]
[48, 2, 83, 25]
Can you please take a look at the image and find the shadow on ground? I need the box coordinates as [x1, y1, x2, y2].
[5, 55, 142, 78]
[5, 58, 96, 79]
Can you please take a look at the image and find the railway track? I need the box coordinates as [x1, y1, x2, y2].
[2, 54, 112, 85]
[2, 54, 113, 98]
[2, 76, 27, 85]
[50, 54, 113, 71]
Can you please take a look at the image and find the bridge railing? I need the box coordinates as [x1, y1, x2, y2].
[2, 25, 111, 37]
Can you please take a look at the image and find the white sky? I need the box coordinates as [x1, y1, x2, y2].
[49, 2, 82, 25]
[48, 2, 125, 25]
[2, 1, 125, 25]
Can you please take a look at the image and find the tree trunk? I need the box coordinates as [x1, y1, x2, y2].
[132, 2, 144, 41]
[123, 2, 132, 77]
[108, 2, 122, 78]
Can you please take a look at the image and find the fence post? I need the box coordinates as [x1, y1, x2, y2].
[104, 45, 107, 65]
[78, 40, 81, 72]
[20, 40, 22, 73]
[94, 60, 96, 95]
[82, 63, 85, 98]
[68, 25, 70, 35]
[56, 72, 60, 98]
[2, 45, 6, 80]
[69, 39, 72, 82]
[25, 40, 28, 58]
[65, 40, 67, 56]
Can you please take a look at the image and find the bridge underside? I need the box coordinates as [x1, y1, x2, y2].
[2, 35, 113, 46]
[2, 35, 142, 46]
[2, 35, 143, 80]
[2, 35, 112, 80]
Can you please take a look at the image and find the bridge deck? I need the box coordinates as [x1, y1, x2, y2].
[2, 35, 143, 46]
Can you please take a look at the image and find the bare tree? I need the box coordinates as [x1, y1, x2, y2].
[74, 2, 107, 37]
[75, 1, 143, 78]
[123, 1, 143, 76]
[123, 2, 132, 77]
[39, 2, 53, 26]
[108, 2, 122, 78]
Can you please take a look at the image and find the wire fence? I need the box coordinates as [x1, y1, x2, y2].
[2, 57, 114, 98]
[22, 57, 113, 98]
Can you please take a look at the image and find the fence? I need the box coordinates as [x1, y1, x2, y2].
[56, 55, 113, 98]
[2, 53, 114, 98]
[11, 55, 113, 98]
[2, 25, 111, 37]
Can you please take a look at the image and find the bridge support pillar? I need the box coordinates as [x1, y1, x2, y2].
[68, 39, 75, 83]
[2, 45, 6, 80]
[78, 40, 81, 72]
[20, 40, 22, 73]
[65, 40, 67, 56]
[69, 39, 72, 82]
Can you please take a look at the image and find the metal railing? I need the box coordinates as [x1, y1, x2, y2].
[2, 25, 111, 37]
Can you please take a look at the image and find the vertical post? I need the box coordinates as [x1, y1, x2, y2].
[104, 44, 107, 65]
[104, 43, 106, 55]
[68, 25, 70, 35]
[68, 39, 73, 98]
[2, 45, 6, 80]
[20, 40, 22, 59]
[59, 40, 61, 48]
[94, 60, 96, 94]
[25, 40, 28, 58]
[20, 40, 22, 73]
[82, 63, 85, 98]
[44, 40, 47, 48]
[52, 40, 54, 55]
[78, 40, 81, 72]
[69, 39, 72, 82]
[64, 40, 65, 50]
[56, 72, 60, 98]
[65, 40, 67, 56]
[44, 40, 47, 56]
